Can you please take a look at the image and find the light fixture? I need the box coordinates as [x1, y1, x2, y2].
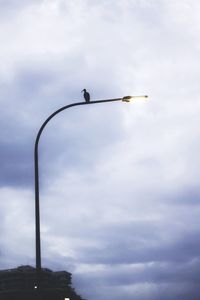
[122, 95, 148, 102]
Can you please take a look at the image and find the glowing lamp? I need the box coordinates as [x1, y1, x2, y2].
[122, 95, 148, 102]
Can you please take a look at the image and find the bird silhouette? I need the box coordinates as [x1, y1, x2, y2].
[81, 89, 90, 102]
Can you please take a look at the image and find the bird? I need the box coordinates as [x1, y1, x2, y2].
[81, 89, 90, 102]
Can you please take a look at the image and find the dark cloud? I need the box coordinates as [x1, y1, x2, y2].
[0, 140, 33, 187]
[70, 220, 200, 264]
[74, 260, 200, 300]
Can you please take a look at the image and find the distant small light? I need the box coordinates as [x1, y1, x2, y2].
[34, 285, 37, 289]
[64, 298, 70, 300]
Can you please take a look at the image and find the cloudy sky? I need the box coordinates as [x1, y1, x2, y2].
[1, 0, 200, 299]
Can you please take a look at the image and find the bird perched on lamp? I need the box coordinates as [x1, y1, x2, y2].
[81, 89, 90, 102]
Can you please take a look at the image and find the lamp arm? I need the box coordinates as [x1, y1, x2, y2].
[34, 98, 122, 272]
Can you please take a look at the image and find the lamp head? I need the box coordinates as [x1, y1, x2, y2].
[122, 95, 148, 102]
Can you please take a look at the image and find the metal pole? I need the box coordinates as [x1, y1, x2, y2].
[34, 98, 122, 276]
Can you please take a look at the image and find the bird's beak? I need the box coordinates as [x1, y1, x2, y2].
[81, 89, 84, 92]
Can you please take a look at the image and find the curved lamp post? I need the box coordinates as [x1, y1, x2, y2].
[34, 95, 148, 282]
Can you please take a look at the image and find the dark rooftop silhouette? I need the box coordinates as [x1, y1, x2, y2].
[0, 265, 86, 300]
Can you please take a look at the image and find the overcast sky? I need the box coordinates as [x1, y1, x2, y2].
[0, 0, 200, 299]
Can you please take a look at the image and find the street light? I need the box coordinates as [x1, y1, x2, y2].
[34, 95, 148, 285]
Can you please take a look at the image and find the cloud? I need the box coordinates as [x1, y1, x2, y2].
[0, 187, 35, 268]
[0, 1, 200, 300]
[74, 260, 200, 300]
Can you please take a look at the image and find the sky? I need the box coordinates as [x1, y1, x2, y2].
[0, 0, 200, 299]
